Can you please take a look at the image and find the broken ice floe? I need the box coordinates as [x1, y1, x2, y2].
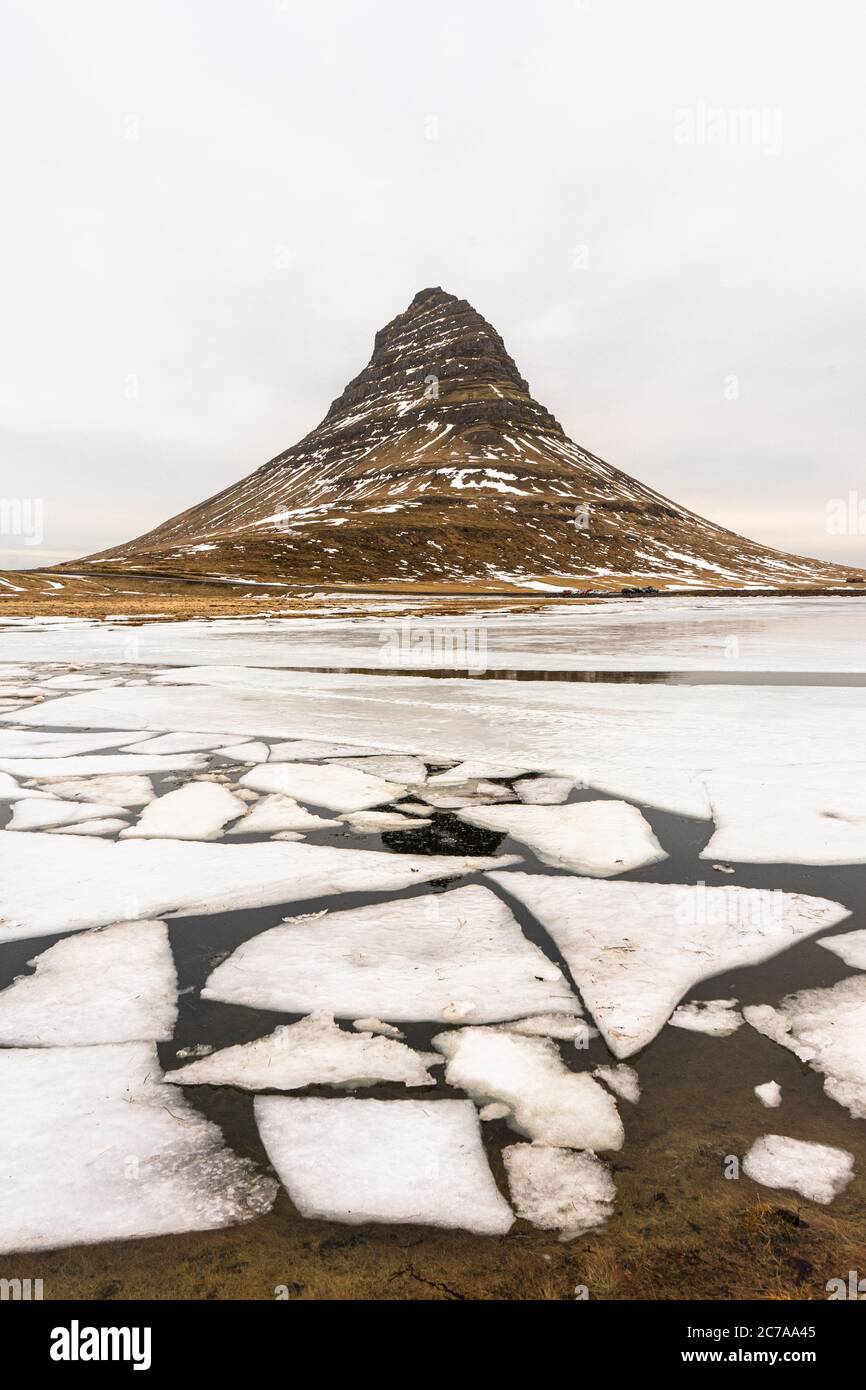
[40, 673, 123, 689]
[51, 817, 131, 836]
[0, 754, 208, 778]
[743, 1134, 854, 1205]
[0, 731, 153, 758]
[701, 769, 866, 866]
[328, 755, 427, 783]
[0, 921, 177, 1045]
[755, 1081, 782, 1108]
[227, 793, 340, 835]
[496, 1013, 591, 1042]
[744, 975, 866, 1119]
[0, 687, 48, 702]
[166, 1013, 438, 1092]
[0, 1042, 277, 1253]
[503, 1144, 615, 1240]
[34, 773, 154, 807]
[817, 928, 866, 971]
[253, 1096, 513, 1234]
[202, 884, 576, 1023]
[426, 760, 528, 784]
[8, 796, 126, 832]
[460, 800, 667, 876]
[351, 1017, 405, 1039]
[479, 1102, 511, 1120]
[487, 872, 848, 1057]
[268, 740, 399, 762]
[122, 732, 239, 754]
[215, 741, 271, 763]
[239, 762, 407, 812]
[7, 678, 858, 830]
[340, 810, 431, 832]
[419, 781, 515, 809]
[0, 772, 54, 802]
[120, 782, 247, 840]
[593, 1063, 641, 1103]
[432, 1027, 623, 1151]
[513, 776, 574, 805]
[668, 999, 743, 1037]
[0, 832, 517, 942]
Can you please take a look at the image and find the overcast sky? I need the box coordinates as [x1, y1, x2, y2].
[1, 0, 864, 567]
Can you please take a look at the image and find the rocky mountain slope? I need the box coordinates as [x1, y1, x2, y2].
[60, 288, 855, 593]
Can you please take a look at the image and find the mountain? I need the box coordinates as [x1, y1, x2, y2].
[66, 287, 852, 593]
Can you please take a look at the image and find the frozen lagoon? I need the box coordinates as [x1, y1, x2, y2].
[0, 597, 865, 1298]
[1, 595, 864, 671]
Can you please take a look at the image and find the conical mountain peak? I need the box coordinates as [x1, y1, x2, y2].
[77, 292, 852, 593]
[318, 287, 560, 440]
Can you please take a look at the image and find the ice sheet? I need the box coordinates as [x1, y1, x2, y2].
[0, 1042, 277, 1252]
[120, 782, 247, 840]
[503, 1144, 615, 1240]
[340, 810, 432, 832]
[459, 801, 667, 876]
[351, 1017, 405, 1038]
[0, 731, 153, 757]
[594, 1063, 641, 1103]
[514, 777, 575, 805]
[426, 760, 528, 784]
[668, 999, 743, 1037]
[253, 1096, 513, 1234]
[239, 762, 407, 812]
[215, 741, 271, 763]
[0, 832, 518, 942]
[0, 754, 208, 778]
[701, 769, 866, 865]
[7, 796, 125, 831]
[227, 794, 340, 835]
[269, 740, 399, 761]
[0, 921, 177, 1045]
[419, 781, 515, 809]
[487, 872, 848, 1057]
[495, 1013, 589, 1040]
[14, 672, 862, 822]
[328, 755, 428, 783]
[0, 772, 54, 802]
[35, 774, 154, 807]
[743, 1134, 854, 1205]
[51, 817, 130, 836]
[2, 598, 861, 670]
[816, 928, 866, 971]
[432, 1027, 624, 1151]
[754, 1081, 782, 1108]
[166, 1013, 437, 1091]
[744, 976, 866, 1119]
[122, 732, 237, 754]
[202, 884, 576, 1023]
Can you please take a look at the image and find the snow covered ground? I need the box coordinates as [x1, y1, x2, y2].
[0, 601, 863, 1262]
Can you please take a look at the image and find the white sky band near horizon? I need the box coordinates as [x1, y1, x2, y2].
[0, 0, 864, 568]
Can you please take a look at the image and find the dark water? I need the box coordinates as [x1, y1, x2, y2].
[246, 666, 866, 684]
